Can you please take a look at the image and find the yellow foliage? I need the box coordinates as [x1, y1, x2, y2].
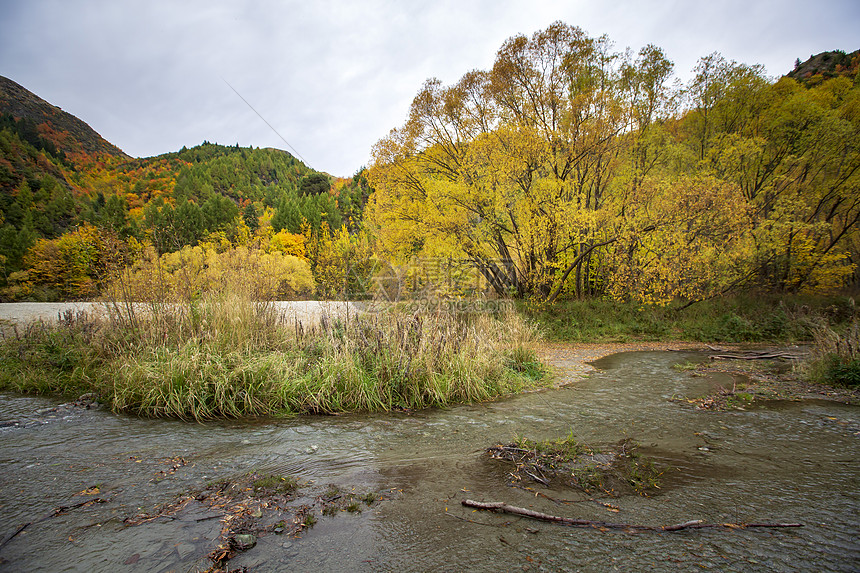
[600, 176, 754, 305]
[106, 245, 315, 302]
[269, 230, 307, 260]
[309, 225, 376, 299]
[21, 224, 106, 299]
[367, 23, 860, 302]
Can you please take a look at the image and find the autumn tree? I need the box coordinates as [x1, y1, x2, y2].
[369, 23, 633, 299]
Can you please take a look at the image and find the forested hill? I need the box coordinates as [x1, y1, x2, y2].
[0, 75, 127, 159]
[0, 76, 370, 301]
[787, 50, 860, 86]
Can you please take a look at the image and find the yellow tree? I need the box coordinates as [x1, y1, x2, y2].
[604, 175, 754, 305]
[699, 73, 860, 292]
[368, 22, 627, 299]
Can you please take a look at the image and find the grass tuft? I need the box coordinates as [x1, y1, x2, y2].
[0, 290, 546, 420]
[802, 318, 860, 387]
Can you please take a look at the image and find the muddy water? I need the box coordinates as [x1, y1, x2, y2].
[0, 351, 857, 572]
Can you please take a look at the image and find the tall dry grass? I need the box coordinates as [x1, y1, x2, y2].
[802, 318, 860, 387]
[0, 289, 546, 420]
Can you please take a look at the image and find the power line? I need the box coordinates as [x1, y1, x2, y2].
[221, 77, 308, 165]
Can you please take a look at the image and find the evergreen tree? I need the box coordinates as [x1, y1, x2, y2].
[243, 203, 259, 232]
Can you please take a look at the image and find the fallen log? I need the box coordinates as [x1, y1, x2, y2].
[461, 500, 803, 532]
[709, 351, 804, 361]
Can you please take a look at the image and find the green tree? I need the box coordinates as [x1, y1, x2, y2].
[299, 172, 331, 196]
[243, 203, 260, 232]
[175, 199, 205, 246]
[272, 194, 303, 233]
[201, 194, 239, 234]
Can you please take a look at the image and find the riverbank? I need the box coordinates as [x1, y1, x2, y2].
[2, 293, 858, 419]
[536, 340, 859, 408]
[519, 293, 857, 343]
[538, 341, 713, 384]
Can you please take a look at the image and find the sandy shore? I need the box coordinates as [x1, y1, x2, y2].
[536, 341, 720, 386]
[537, 341, 858, 405]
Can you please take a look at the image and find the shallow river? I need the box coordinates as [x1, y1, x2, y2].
[0, 351, 857, 572]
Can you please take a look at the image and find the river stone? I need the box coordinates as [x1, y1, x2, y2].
[232, 534, 256, 550]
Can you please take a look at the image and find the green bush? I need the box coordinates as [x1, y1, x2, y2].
[822, 357, 860, 387]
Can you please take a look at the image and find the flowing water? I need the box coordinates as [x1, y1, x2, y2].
[0, 351, 857, 572]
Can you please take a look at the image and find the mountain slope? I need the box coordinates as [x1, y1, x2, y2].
[0, 77, 369, 300]
[0, 75, 128, 159]
[787, 50, 859, 85]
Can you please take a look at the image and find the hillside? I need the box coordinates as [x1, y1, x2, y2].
[787, 50, 859, 85]
[0, 77, 370, 300]
[0, 75, 127, 159]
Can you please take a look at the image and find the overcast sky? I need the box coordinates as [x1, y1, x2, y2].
[1, 0, 858, 177]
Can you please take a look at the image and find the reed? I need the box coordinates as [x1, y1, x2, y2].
[0, 291, 546, 420]
[802, 318, 860, 387]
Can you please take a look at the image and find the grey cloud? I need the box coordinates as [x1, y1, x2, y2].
[1, 0, 857, 176]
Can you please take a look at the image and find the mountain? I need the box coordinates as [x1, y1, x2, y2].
[0, 75, 128, 159]
[787, 50, 859, 85]
[0, 77, 369, 300]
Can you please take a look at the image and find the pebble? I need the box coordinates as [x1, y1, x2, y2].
[232, 534, 256, 550]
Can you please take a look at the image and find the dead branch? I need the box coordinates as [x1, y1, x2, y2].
[461, 499, 803, 532]
[709, 350, 804, 361]
[524, 469, 550, 486]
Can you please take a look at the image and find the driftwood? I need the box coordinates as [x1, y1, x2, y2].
[461, 500, 803, 532]
[709, 349, 804, 361]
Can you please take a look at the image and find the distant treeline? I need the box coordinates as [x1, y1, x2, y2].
[1, 26, 859, 304]
[0, 133, 372, 300]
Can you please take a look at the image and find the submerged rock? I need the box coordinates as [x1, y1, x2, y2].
[231, 534, 257, 551]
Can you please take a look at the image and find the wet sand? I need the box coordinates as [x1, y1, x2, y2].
[537, 341, 714, 385]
